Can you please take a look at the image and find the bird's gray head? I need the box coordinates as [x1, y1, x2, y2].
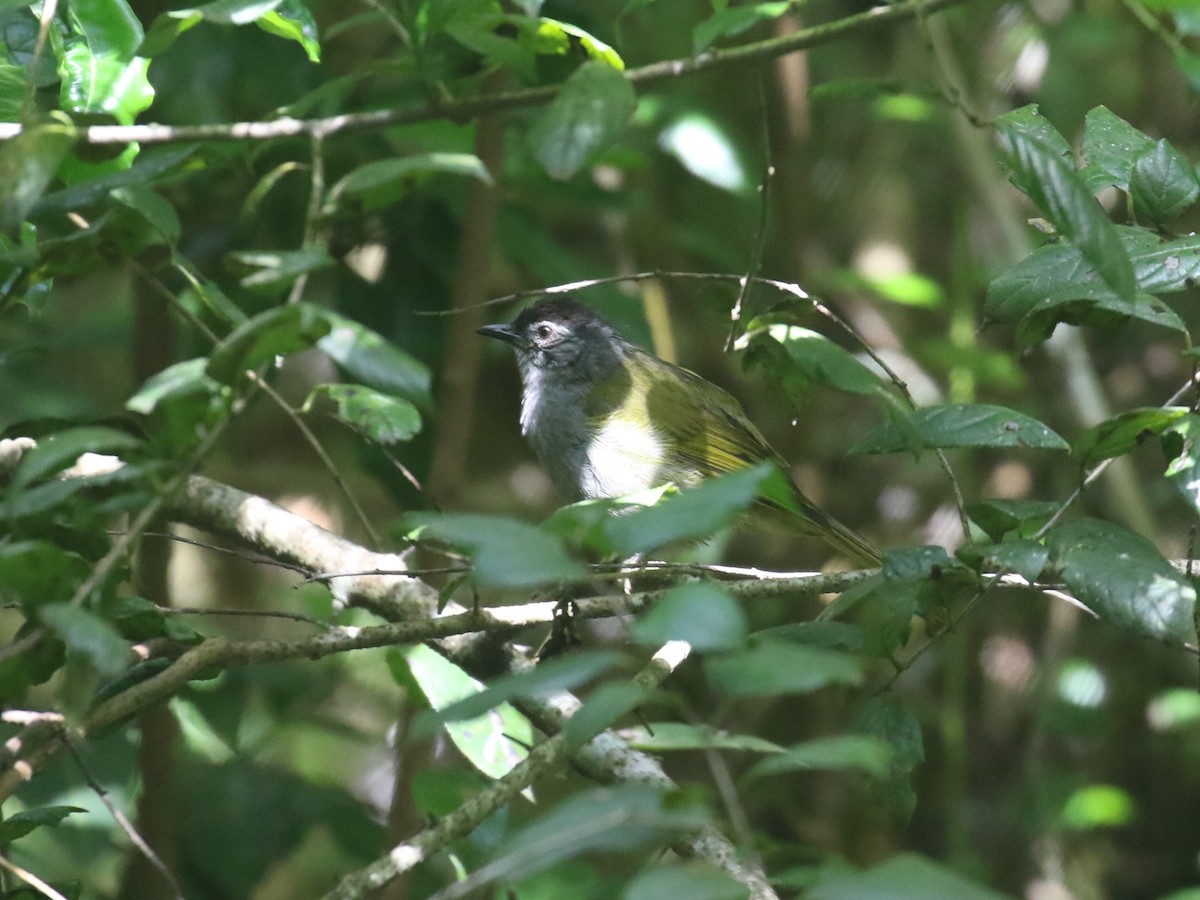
[477, 298, 623, 382]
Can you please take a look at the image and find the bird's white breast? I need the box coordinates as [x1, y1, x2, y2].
[579, 416, 666, 499]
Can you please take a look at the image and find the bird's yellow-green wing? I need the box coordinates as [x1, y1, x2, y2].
[628, 349, 881, 565]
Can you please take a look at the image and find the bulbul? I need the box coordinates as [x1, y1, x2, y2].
[478, 298, 880, 566]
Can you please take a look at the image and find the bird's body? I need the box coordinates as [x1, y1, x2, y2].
[480, 298, 880, 566]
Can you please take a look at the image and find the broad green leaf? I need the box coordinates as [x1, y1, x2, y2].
[631, 583, 747, 651]
[854, 695, 924, 773]
[694, 1, 792, 53]
[317, 314, 433, 409]
[524, 18, 625, 69]
[811, 853, 1009, 900]
[0, 542, 91, 611]
[563, 680, 646, 748]
[256, 0, 320, 62]
[405, 512, 583, 587]
[881, 545, 956, 581]
[303, 384, 422, 445]
[625, 864, 749, 900]
[605, 464, 774, 557]
[1046, 518, 1195, 644]
[740, 324, 884, 396]
[230, 246, 335, 293]
[623, 722, 785, 753]
[1165, 415, 1200, 517]
[110, 184, 180, 244]
[10, 426, 140, 489]
[126, 358, 218, 414]
[170, 696, 235, 763]
[331, 153, 491, 214]
[405, 644, 533, 781]
[418, 650, 623, 728]
[852, 404, 1068, 454]
[1060, 784, 1135, 830]
[0, 806, 87, 844]
[0, 116, 76, 232]
[1071, 406, 1189, 469]
[494, 786, 706, 878]
[58, 0, 155, 126]
[1130, 139, 1200, 223]
[744, 735, 892, 780]
[706, 641, 863, 696]
[1080, 105, 1155, 193]
[996, 106, 1136, 301]
[141, 0, 321, 59]
[206, 303, 332, 383]
[32, 145, 197, 218]
[957, 539, 1049, 582]
[528, 60, 636, 180]
[39, 603, 129, 676]
[0, 62, 27, 119]
[1013, 289, 1186, 350]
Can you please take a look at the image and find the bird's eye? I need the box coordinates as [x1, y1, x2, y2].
[535, 324, 553, 340]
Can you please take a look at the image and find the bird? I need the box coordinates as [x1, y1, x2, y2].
[478, 297, 880, 566]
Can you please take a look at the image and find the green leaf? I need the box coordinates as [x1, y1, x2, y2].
[110, 184, 180, 244]
[881, 546, 956, 581]
[1130, 139, 1200, 223]
[38, 603, 129, 676]
[535, 18, 624, 69]
[605, 464, 774, 557]
[740, 324, 884, 396]
[631, 583, 747, 652]
[59, 0, 155, 126]
[230, 246, 335, 293]
[625, 863, 750, 900]
[1046, 518, 1196, 645]
[0, 62, 28, 120]
[1080, 105, 1155, 193]
[206, 303, 333, 384]
[693, 1, 792, 53]
[10, 426, 140, 489]
[404, 512, 583, 587]
[706, 641, 863, 697]
[1060, 784, 1135, 830]
[563, 680, 647, 748]
[995, 106, 1136, 301]
[0, 806, 87, 844]
[493, 786, 706, 878]
[169, 696, 235, 763]
[744, 735, 892, 780]
[317, 314, 433, 410]
[1013, 289, 1186, 350]
[0, 543, 91, 612]
[528, 60, 636, 180]
[418, 650, 623, 728]
[331, 153, 491, 214]
[854, 695, 924, 773]
[0, 116, 76, 232]
[852, 404, 1068, 454]
[1071, 406, 1189, 469]
[1164, 414, 1200, 517]
[303, 384, 422, 445]
[957, 539, 1049, 582]
[405, 645, 533, 781]
[126, 358, 219, 415]
[811, 853, 1009, 900]
[141, 0, 321, 59]
[32, 145, 197, 218]
[623, 722, 785, 753]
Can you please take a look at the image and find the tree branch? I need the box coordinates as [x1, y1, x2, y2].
[0, 0, 978, 148]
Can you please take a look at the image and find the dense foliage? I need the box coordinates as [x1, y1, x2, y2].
[1, 0, 1200, 897]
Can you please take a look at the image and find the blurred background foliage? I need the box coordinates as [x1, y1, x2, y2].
[2, 0, 1200, 897]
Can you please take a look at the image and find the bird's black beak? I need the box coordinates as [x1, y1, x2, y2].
[477, 323, 524, 347]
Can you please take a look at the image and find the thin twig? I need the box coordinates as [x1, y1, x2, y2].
[0, 855, 69, 900]
[157, 605, 330, 628]
[245, 372, 383, 547]
[111, 530, 315, 576]
[63, 737, 186, 900]
[286, 131, 327, 307]
[726, 76, 774, 352]
[0, 0, 978, 147]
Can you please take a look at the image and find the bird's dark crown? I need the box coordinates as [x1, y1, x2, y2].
[511, 297, 613, 336]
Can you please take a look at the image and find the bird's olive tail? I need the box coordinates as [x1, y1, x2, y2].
[767, 489, 882, 567]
